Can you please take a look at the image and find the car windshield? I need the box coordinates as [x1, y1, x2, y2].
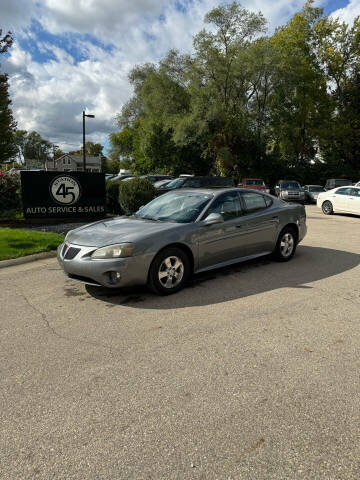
[154, 179, 170, 188]
[281, 181, 300, 189]
[245, 179, 264, 186]
[164, 178, 186, 189]
[309, 186, 325, 192]
[133, 191, 212, 223]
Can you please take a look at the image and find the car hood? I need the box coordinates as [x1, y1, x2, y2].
[66, 216, 182, 247]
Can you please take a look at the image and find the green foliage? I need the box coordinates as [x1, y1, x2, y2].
[81, 141, 103, 157]
[0, 170, 21, 216]
[118, 178, 156, 215]
[106, 180, 123, 214]
[0, 75, 17, 163]
[13, 130, 52, 166]
[111, 1, 360, 184]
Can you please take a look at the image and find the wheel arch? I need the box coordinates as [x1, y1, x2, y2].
[149, 242, 195, 275]
[280, 222, 299, 243]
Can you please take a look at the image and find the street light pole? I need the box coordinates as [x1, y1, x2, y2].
[82, 111, 95, 172]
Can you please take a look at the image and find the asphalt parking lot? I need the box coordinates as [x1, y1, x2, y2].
[1, 205, 360, 480]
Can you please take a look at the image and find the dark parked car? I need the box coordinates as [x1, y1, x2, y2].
[108, 174, 136, 182]
[303, 185, 325, 203]
[58, 188, 307, 295]
[324, 179, 352, 191]
[157, 176, 234, 195]
[140, 175, 173, 184]
[274, 180, 305, 204]
[154, 179, 173, 189]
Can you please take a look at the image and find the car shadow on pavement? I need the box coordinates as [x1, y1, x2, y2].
[85, 246, 360, 309]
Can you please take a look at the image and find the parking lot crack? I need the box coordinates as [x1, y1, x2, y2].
[15, 285, 116, 357]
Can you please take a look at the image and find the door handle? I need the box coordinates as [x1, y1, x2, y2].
[236, 224, 242, 228]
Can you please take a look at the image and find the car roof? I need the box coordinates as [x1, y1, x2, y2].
[165, 187, 270, 195]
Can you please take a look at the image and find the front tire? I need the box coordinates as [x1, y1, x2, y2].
[273, 227, 297, 262]
[148, 247, 190, 295]
[322, 200, 333, 215]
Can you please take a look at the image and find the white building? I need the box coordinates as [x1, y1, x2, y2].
[46, 154, 102, 172]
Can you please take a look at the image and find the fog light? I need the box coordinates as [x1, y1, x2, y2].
[107, 271, 121, 284]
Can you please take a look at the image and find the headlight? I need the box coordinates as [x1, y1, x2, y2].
[280, 190, 288, 196]
[91, 243, 133, 259]
[300, 191, 305, 197]
[266, 188, 270, 194]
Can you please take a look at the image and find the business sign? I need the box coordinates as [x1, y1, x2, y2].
[21, 171, 106, 218]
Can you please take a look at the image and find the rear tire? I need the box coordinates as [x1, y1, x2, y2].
[148, 247, 190, 295]
[322, 200, 333, 215]
[273, 226, 297, 262]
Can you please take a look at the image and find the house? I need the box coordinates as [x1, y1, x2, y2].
[46, 154, 102, 172]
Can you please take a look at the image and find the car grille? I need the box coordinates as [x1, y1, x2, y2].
[62, 244, 81, 260]
[287, 191, 301, 198]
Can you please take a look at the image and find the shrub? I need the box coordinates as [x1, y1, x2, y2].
[106, 180, 124, 214]
[118, 177, 156, 215]
[0, 170, 22, 216]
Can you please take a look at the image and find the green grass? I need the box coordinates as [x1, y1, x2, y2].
[0, 228, 64, 261]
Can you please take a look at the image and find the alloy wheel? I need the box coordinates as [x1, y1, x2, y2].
[280, 233, 294, 258]
[158, 256, 184, 289]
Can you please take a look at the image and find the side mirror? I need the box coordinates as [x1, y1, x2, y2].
[203, 213, 224, 226]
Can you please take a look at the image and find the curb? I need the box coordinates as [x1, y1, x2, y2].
[0, 250, 57, 269]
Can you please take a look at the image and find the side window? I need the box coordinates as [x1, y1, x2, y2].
[206, 192, 242, 221]
[264, 196, 273, 207]
[185, 178, 202, 188]
[242, 192, 268, 213]
[336, 188, 352, 196]
[351, 188, 360, 197]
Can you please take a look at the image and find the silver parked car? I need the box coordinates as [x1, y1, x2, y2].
[58, 189, 307, 295]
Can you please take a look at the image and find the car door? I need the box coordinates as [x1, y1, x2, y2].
[197, 191, 247, 270]
[347, 188, 360, 214]
[239, 191, 279, 255]
[331, 187, 353, 211]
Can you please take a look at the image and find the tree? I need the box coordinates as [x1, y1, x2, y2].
[0, 30, 17, 163]
[269, 2, 330, 168]
[111, 2, 360, 182]
[0, 74, 17, 163]
[0, 29, 13, 54]
[80, 141, 104, 157]
[13, 130, 52, 167]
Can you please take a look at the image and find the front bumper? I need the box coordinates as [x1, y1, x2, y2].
[57, 242, 153, 288]
[281, 197, 305, 204]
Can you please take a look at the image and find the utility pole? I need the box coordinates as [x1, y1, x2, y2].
[82, 110, 95, 172]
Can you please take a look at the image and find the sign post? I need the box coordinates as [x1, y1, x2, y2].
[21, 171, 106, 219]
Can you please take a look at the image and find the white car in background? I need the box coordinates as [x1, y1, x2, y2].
[317, 186, 360, 215]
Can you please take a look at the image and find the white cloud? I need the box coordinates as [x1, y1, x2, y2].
[2, 0, 357, 151]
[331, 0, 360, 24]
[0, 0, 37, 32]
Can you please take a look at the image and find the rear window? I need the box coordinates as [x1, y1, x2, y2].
[327, 179, 352, 187]
[184, 177, 234, 188]
[242, 192, 269, 213]
[245, 179, 264, 186]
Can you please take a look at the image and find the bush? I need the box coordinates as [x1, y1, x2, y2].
[0, 170, 22, 216]
[106, 180, 124, 214]
[118, 177, 156, 215]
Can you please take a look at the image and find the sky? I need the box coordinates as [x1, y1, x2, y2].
[1, 0, 359, 153]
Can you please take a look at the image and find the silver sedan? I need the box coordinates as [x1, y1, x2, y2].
[58, 188, 307, 295]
